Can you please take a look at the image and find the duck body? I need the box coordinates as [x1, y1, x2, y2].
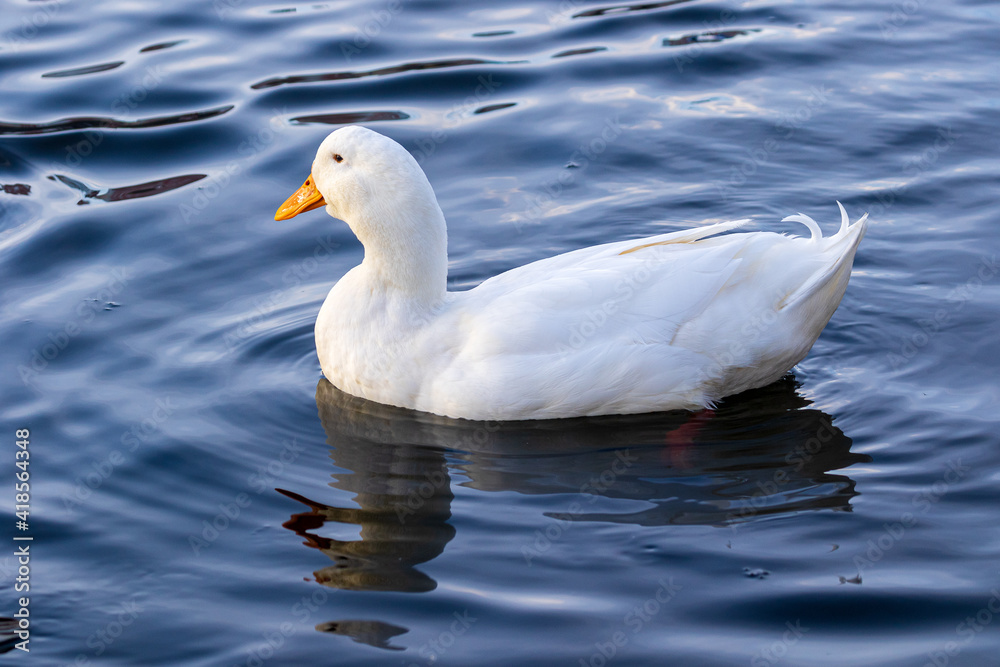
[278, 126, 867, 421]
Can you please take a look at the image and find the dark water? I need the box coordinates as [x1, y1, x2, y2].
[2, 0, 999, 664]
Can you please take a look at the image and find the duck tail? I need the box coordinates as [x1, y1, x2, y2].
[837, 200, 850, 235]
[781, 201, 869, 244]
[833, 201, 869, 242]
[781, 212, 823, 241]
[779, 203, 869, 311]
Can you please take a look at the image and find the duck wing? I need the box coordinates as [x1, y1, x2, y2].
[422, 225, 754, 418]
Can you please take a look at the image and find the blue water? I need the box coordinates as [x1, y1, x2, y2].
[2, 0, 999, 664]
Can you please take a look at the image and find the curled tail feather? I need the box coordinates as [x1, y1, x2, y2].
[781, 201, 866, 242]
[779, 204, 869, 310]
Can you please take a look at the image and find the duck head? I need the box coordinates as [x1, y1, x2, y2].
[275, 126, 449, 299]
[276, 126, 428, 220]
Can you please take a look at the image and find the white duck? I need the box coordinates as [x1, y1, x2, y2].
[276, 126, 867, 421]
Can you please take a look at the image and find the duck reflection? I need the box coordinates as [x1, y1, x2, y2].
[278, 435, 454, 593]
[313, 619, 408, 650]
[281, 375, 869, 596]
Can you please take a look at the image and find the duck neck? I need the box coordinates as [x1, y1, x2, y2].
[352, 201, 449, 307]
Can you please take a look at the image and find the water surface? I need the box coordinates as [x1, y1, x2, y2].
[1, 0, 999, 665]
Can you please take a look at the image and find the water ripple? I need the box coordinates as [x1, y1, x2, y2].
[50, 173, 206, 203]
[573, 0, 695, 19]
[553, 46, 609, 58]
[291, 110, 410, 126]
[250, 58, 507, 90]
[0, 105, 234, 136]
[474, 102, 517, 115]
[138, 40, 187, 53]
[665, 28, 760, 47]
[41, 61, 125, 78]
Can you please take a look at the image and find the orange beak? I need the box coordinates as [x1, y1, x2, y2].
[275, 174, 326, 221]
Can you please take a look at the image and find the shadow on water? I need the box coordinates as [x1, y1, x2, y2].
[277, 376, 870, 608]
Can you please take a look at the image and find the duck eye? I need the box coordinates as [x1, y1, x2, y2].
[333, 154, 344, 163]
